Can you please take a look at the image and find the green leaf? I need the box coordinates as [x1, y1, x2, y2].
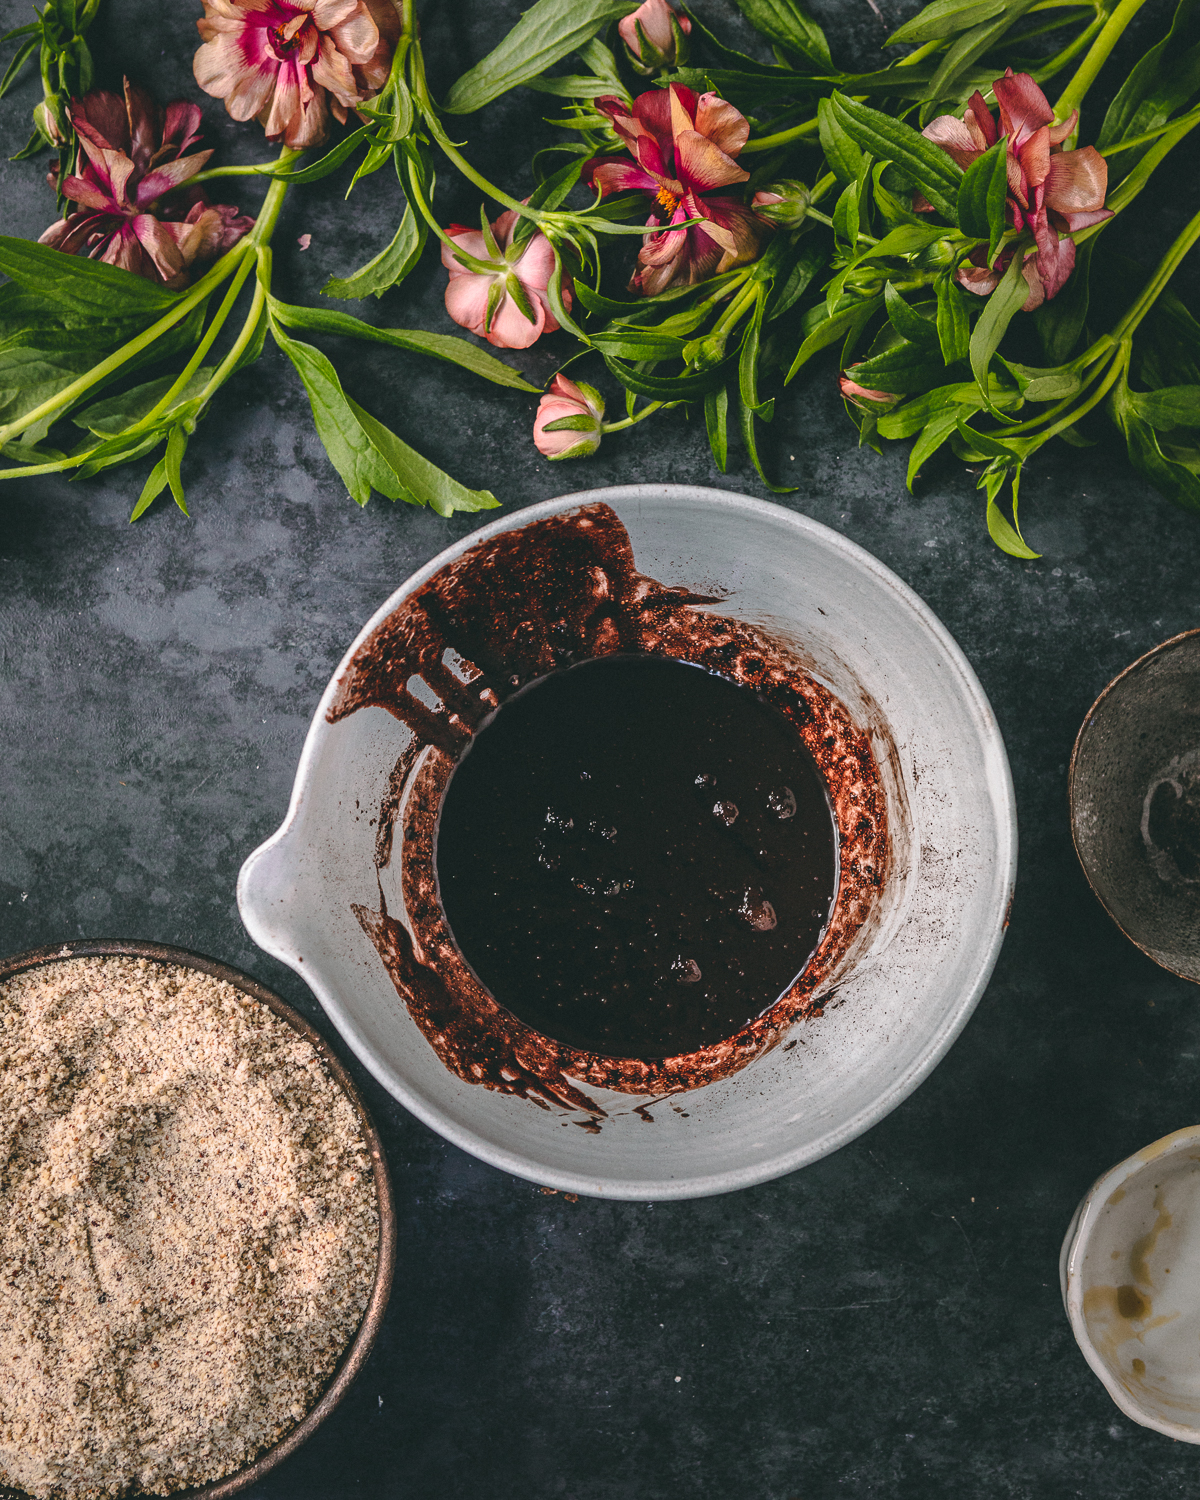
[766, 238, 827, 321]
[73, 426, 166, 480]
[267, 298, 540, 391]
[935, 276, 971, 365]
[828, 93, 962, 221]
[996, 357, 1081, 403]
[846, 339, 947, 394]
[444, 0, 636, 114]
[832, 181, 860, 247]
[71, 366, 216, 435]
[164, 424, 189, 516]
[857, 223, 945, 261]
[887, 0, 1006, 45]
[1131, 385, 1200, 429]
[738, 292, 794, 493]
[885, 283, 939, 346]
[986, 494, 1039, 557]
[269, 124, 372, 183]
[0, 33, 39, 96]
[705, 385, 729, 472]
[956, 135, 1008, 265]
[969, 250, 1028, 395]
[323, 202, 423, 298]
[129, 455, 169, 521]
[1098, 0, 1200, 170]
[0, 234, 181, 317]
[785, 293, 883, 383]
[818, 96, 864, 183]
[601, 354, 727, 398]
[906, 407, 961, 489]
[592, 329, 689, 361]
[732, 0, 831, 67]
[923, 0, 1038, 110]
[345, 397, 499, 516]
[525, 73, 630, 97]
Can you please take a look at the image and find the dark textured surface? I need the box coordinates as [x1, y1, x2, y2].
[3, 0, 1200, 1495]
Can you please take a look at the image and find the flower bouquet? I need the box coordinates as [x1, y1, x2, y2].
[1, 0, 1198, 555]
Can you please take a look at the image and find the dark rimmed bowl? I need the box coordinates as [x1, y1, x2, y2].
[0, 938, 396, 1500]
[1070, 629, 1200, 984]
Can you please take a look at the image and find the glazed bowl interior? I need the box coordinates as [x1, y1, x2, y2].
[0, 939, 395, 1500]
[1070, 630, 1200, 983]
[238, 485, 1017, 1199]
[1062, 1127, 1200, 1442]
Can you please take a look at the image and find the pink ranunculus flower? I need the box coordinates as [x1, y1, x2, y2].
[193, 0, 399, 151]
[619, 0, 691, 74]
[918, 68, 1112, 310]
[38, 80, 254, 288]
[533, 375, 605, 460]
[583, 84, 769, 296]
[441, 210, 571, 350]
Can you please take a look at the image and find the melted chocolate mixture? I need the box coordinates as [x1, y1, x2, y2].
[435, 655, 838, 1058]
[329, 504, 889, 1112]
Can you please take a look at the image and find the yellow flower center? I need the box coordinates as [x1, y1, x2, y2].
[655, 185, 679, 214]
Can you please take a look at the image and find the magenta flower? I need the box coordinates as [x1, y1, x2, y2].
[194, 0, 399, 150]
[919, 69, 1111, 309]
[583, 84, 769, 296]
[534, 375, 605, 459]
[38, 80, 253, 289]
[618, 0, 691, 74]
[441, 210, 571, 350]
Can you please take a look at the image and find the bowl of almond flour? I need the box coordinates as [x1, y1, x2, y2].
[0, 940, 395, 1500]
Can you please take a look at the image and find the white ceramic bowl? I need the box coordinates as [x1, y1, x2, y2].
[1061, 1126, 1200, 1440]
[238, 485, 1016, 1199]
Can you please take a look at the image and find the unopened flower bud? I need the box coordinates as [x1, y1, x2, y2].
[839, 375, 900, 413]
[534, 375, 605, 460]
[684, 332, 728, 371]
[751, 180, 811, 229]
[619, 0, 691, 75]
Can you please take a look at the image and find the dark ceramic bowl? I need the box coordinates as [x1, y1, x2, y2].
[1070, 630, 1200, 983]
[0, 938, 396, 1500]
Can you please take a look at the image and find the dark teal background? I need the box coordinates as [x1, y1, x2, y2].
[2, 1, 1200, 1494]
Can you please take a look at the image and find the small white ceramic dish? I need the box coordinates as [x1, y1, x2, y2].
[238, 485, 1016, 1199]
[1061, 1126, 1200, 1441]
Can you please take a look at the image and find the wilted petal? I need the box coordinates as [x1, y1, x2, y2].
[675, 129, 748, 192]
[73, 89, 130, 153]
[668, 82, 695, 140]
[964, 91, 997, 149]
[956, 260, 1004, 296]
[312, 32, 360, 103]
[60, 173, 118, 212]
[124, 79, 162, 170]
[311, 0, 359, 27]
[328, 6, 379, 66]
[162, 101, 204, 153]
[631, 85, 677, 147]
[136, 150, 213, 207]
[513, 232, 557, 297]
[694, 91, 748, 156]
[441, 228, 489, 271]
[1020, 256, 1046, 311]
[444, 271, 493, 336]
[584, 158, 660, 196]
[1018, 125, 1050, 189]
[264, 60, 301, 138]
[1048, 108, 1078, 147]
[1044, 144, 1108, 214]
[1051, 205, 1113, 233]
[922, 113, 983, 170]
[100, 224, 150, 276]
[633, 130, 671, 183]
[994, 68, 1053, 150]
[131, 212, 186, 281]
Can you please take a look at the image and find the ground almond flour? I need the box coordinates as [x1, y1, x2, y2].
[0, 956, 379, 1500]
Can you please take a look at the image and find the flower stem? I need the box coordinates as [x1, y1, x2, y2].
[1029, 11, 1106, 84]
[1053, 0, 1149, 126]
[601, 400, 672, 433]
[1099, 104, 1200, 156]
[0, 151, 292, 451]
[740, 117, 819, 157]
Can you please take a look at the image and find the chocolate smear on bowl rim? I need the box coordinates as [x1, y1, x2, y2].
[327, 503, 889, 1116]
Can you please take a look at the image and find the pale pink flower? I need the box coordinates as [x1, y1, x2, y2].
[534, 375, 605, 460]
[441, 210, 571, 350]
[618, 0, 691, 74]
[38, 79, 253, 288]
[919, 68, 1111, 309]
[583, 85, 768, 296]
[193, 0, 400, 150]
